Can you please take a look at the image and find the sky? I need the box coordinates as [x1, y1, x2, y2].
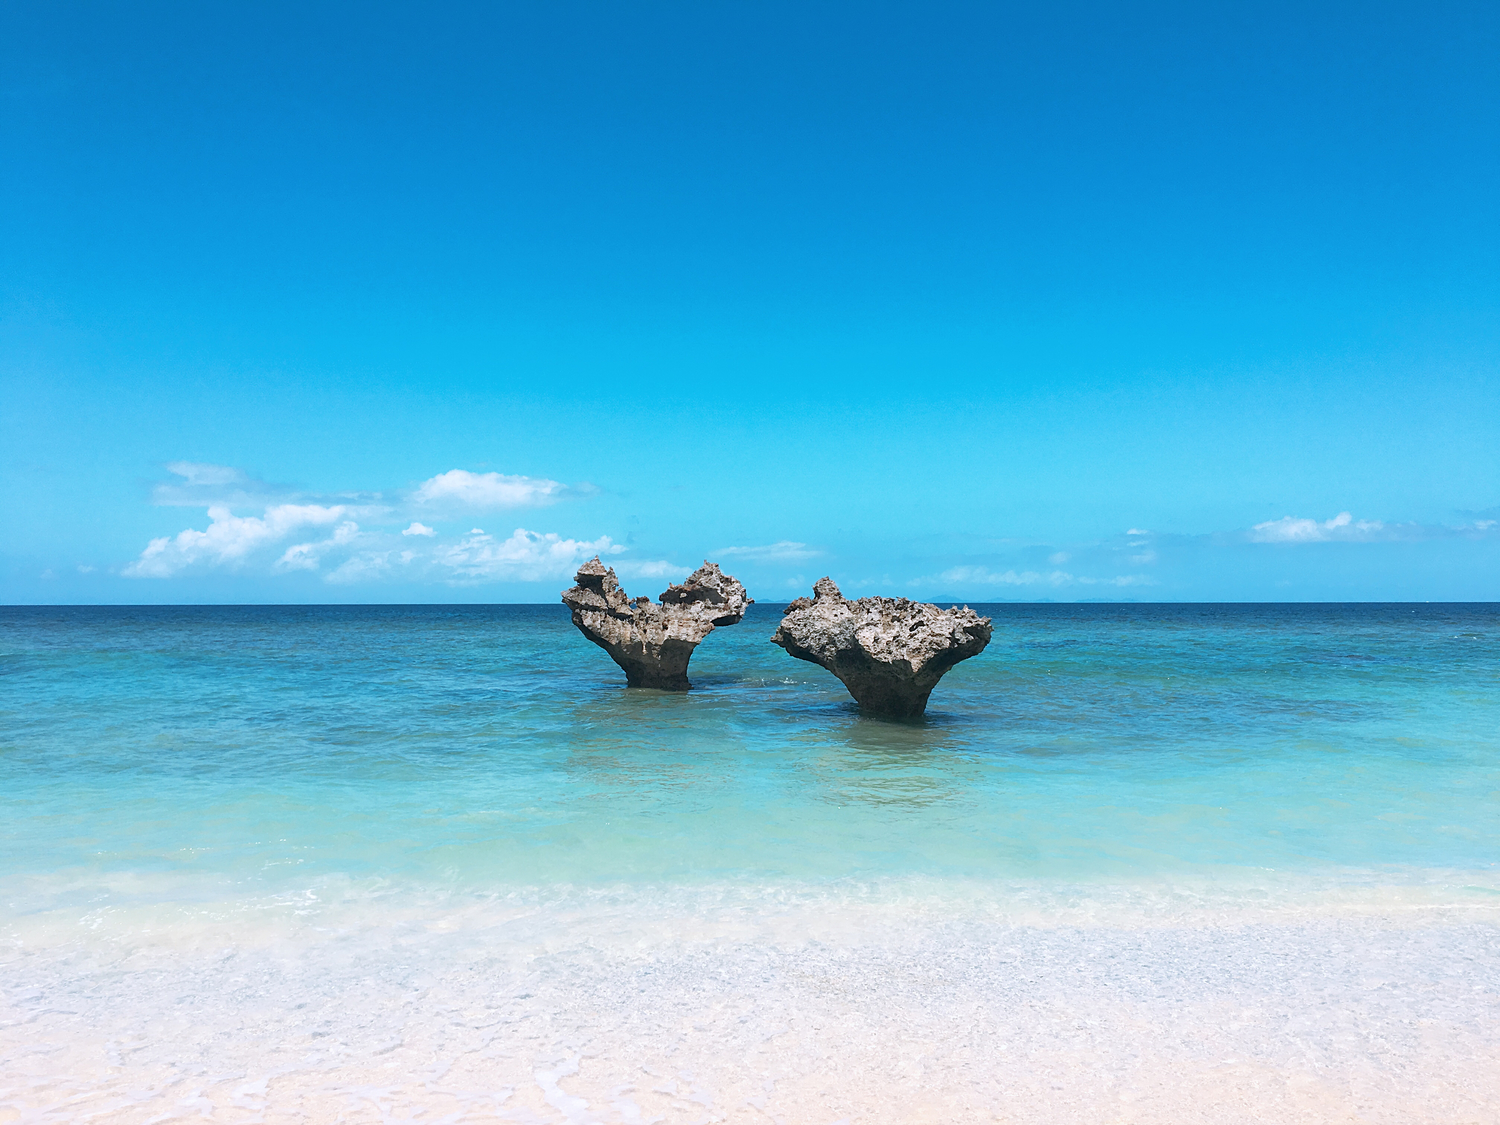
[2, 0, 1497, 604]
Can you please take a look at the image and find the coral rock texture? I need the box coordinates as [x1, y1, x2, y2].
[562, 558, 751, 690]
[772, 577, 992, 718]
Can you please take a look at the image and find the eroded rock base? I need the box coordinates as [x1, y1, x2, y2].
[562, 558, 750, 691]
[772, 577, 992, 718]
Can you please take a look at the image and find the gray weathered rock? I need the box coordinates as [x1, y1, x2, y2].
[772, 577, 992, 718]
[562, 557, 752, 690]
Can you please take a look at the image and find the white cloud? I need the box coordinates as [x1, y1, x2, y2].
[1242, 510, 1500, 544]
[148, 462, 299, 509]
[938, 567, 1064, 587]
[613, 559, 691, 581]
[715, 541, 820, 561]
[164, 461, 244, 487]
[326, 552, 395, 584]
[125, 504, 348, 577]
[1250, 511, 1386, 543]
[277, 543, 321, 573]
[1126, 528, 1151, 536]
[147, 462, 390, 516]
[121, 461, 662, 587]
[275, 544, 321, 572]
[436, 528, 623, 584]
[1048, 551, 1070, 565]
[937, 566, 1155, 588]
[151, 462, 588, 517]
[413, 470, 568, 510]
[274, 521, 361, 572]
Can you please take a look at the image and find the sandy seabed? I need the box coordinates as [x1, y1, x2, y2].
[2, 888, 1498, 1125]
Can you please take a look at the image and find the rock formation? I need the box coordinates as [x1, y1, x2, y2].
[562, 558, 752, 690]
[771, 578, 992, 718]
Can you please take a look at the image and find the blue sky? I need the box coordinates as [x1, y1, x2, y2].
[3, 0, 1497, 603]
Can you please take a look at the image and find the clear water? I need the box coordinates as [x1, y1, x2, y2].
[5, 603, 1498, 895]
[2, 603, 1498, 1123]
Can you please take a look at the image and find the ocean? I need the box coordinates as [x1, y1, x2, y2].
[2, 602, 1497, 1123]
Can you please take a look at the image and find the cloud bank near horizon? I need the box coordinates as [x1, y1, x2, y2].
[411, 469, 587, 510]
[106, 468, 1500, 597]
[899, 509, 1500, 599]
[1246, 510, 1497, 544]
[122, 463, 642, 585]
[931, 567, 1156, 590]
[714, 541, 821, 562]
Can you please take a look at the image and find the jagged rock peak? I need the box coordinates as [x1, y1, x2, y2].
[561, 558, 752, 691]
[771, 577, 992, 719]
[658, 560, 751, 625]
[573, 555, 613, 587]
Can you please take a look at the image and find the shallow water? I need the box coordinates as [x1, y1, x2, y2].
[2, 603, 1498, 1122]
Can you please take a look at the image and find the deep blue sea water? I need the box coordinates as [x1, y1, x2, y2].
[2, 603, 1497, 1122]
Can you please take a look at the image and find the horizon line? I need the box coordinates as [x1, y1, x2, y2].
[3, 600, 1493, 609]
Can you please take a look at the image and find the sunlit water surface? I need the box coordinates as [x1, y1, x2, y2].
[2, 603, 1497, 1123]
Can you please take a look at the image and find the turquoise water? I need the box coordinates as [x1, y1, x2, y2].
[4, 602, 1497, 902]
[3, 603, 1498, 1123]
